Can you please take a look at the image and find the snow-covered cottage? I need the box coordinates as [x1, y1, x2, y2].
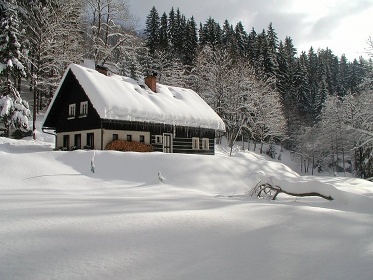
[42, 64, 225, 154]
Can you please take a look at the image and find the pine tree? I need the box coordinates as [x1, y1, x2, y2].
[144, 6, 160, 55]
[199, 17, 222, 49]
[233, 21, 247, 58]
[167, 7, 176, 50]
[348, 58, 364, 94]
[0, 0, 26, 92]
[158, 12, 168, 52]
[253, 30, 268, 72]
[247, 27, 257, 64]
[265, 22, 279, 77]
[296, 51, 311, 117]
[183, 16, 198, 66]
[337, 54, 349, 96]
[318, 48, 338, 96]
[313, 75, 328, 122]
[305, 47, 319, 117]
[0, 0, 30, 137]
[222, 20, 234, 53]
[173, 8, 185, 57]
[276, 37, 297, 99]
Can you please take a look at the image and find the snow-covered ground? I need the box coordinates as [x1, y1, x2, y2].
[1, 122, 373, 280]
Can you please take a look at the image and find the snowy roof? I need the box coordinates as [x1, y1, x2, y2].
[45, 64, 225, 131]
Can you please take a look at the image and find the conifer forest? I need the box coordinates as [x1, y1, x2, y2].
[1, 0, 373, 178]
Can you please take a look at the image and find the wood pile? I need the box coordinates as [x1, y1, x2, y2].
[105, 140, 154, 152]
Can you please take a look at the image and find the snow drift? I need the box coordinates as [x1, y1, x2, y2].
[1, 136, 373, 280]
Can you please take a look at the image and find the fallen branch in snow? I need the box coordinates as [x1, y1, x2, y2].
[250, 181, 334, 201]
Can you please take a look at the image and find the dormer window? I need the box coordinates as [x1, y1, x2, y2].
[68, 104, 76, 119]
[80, 101, 88, 117]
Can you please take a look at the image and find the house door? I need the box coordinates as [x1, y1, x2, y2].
[87, 133, 94, 149]
[63, 135, 70, 149]
[74, 134, 81, 149]
[163, 133, 173, 153]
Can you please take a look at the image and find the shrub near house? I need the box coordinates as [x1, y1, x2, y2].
[105, 140, 154, 152]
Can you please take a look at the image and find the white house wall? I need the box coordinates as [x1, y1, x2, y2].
[102, 129, 150, 148]
[57, 129, 150, 150]
[57, 129, 101, 150]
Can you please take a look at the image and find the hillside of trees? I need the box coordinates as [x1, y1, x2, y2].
[1, 0, 373, 178]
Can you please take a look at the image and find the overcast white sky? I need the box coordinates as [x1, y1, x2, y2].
[129, 0, 373, 61]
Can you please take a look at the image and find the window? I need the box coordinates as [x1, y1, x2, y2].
[63, 135, 70, 149]
[202, 138, 210, 150]
[68, 104, 76, 119]
[74, 134, 81, 149]
[113, 134, 118, 141]
[140, 135, 145, 143]
[80, 101, 88, 117]
[192, 137, 200, 150]
[155, 135, 163, 144]
[86, 133, 94, 149]
[127, 135, 132, 142]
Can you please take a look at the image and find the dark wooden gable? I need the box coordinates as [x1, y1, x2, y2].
[43, 69, 101, 132]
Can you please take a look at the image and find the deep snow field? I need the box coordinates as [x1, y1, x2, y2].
[1, 125, 373, 280]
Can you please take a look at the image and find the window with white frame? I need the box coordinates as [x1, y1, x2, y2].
[155, 135, 163, 144]
[80, 101, 88, 117]
[202, 138, 209, 150]
[68, 104, 76, 119]
[192, 137, 200, 150]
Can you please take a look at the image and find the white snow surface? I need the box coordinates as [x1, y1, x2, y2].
[1, 120, 373, 280]
[45, 64, 225, 131]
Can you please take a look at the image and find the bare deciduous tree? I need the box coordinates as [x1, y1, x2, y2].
[83, 0, 137, 65]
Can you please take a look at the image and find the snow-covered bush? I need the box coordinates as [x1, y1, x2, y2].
[0, 93, 31, 137]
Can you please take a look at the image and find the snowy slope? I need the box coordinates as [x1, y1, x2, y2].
[1, 133, 373, 280]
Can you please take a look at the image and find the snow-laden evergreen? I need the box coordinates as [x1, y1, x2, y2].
[0, 0, 30, 136]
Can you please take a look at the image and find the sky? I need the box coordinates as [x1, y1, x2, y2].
[128, 0, 373, 61]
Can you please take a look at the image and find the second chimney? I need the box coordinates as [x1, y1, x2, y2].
[145, 72, 157, 93]
[96, 65, 109, 76]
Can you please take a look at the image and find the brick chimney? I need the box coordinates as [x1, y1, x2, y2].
[96, 65, 109, 76]
[145, 72, 157, 92]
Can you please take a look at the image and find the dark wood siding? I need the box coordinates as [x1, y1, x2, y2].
[56, 76, 101, 133]
[101, 120, 216, 155]
[43, 70, 101, 132]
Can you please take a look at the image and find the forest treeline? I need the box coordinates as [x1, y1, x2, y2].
[1, 0, 373, 178]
